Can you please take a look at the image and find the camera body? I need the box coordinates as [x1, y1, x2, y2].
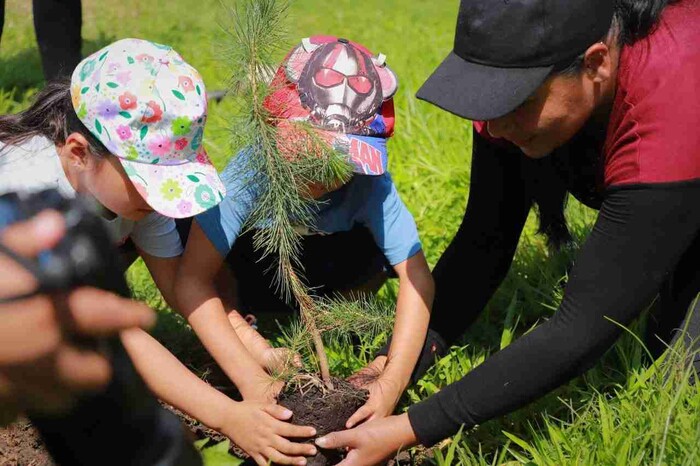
[0, 189, 129, 296]
[0, 189, 202, 466]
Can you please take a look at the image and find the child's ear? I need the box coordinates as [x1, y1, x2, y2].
[285, 38, 319, 83]
[62, 132, 93, 169]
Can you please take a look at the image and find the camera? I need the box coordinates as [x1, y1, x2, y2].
[0, 189, 202, 466]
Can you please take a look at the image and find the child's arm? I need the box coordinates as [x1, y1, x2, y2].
[139, 253, 180, 309]
[347, 250, 434, 427]
[174, 221, 278, 402]
[213, 264, 280, 369]
[120, 328, 317, 465]
[224, 304, 299, 374]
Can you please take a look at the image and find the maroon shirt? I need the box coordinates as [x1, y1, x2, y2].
[605, 0, 700, 187]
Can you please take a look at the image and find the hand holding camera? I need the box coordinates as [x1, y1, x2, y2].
[0, 190, 202, 466]
[0, 209, 155, 423]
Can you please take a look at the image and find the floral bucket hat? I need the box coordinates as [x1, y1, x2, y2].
[70, 38, 226, 218]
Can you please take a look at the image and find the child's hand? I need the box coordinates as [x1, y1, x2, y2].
[346, 358, 403, 428]
[262, 347, 303, 375]
[221, 401, 317, 466]
[244, 375, 285, 404]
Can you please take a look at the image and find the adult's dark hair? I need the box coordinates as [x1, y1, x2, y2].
[557, 0, 680, 74]
[615, 0, 680, 45]
[0, 79, 108, 156]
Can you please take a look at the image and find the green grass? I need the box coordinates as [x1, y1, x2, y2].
[2, 0, 699, 464]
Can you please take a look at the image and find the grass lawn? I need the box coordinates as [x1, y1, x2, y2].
[1, 0, 698, 464]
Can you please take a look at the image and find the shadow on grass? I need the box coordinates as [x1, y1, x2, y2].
[0, 33, 116, 100]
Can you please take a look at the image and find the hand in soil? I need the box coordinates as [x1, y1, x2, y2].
[316, 413, 418, 466]
[345, 374, 403, 428]
[263, 347, 303, 375]
[347, 356, 387, 387]
[0, 212, 155, 420]
[246, 375, 286, 403]
[224, 401, 317, 466]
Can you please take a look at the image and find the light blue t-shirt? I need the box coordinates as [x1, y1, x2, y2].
[195, 152, 422, 266]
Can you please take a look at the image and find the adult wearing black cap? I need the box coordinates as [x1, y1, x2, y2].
[315, 0, 700, 463]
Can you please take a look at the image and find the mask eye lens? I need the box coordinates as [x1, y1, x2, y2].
[314, 68, 345, 87]
[348, 76, 372, 94]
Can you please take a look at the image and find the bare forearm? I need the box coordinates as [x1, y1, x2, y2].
[177, 282, 270, 399]
[384, 255, 434, 389]
[120, 328, 233, 430]
[215, 263, 274, 365]
[227, 310, 273, 366]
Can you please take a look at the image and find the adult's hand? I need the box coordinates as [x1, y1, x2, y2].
[315, 413, 418, 466]
[0, 210, 155, 423]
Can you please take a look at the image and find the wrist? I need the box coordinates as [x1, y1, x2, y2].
[210, 399, 242, 434]
[379, 368, 410, 393]
[392, 413, 419, 450]
[189, 389, 238, 432]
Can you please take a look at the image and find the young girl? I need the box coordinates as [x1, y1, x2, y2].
[174, 36, 435, 427]
[0, 38, 319, 466]
[0, 37, 225, 303]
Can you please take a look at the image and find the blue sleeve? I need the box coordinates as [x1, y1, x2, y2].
[359, 174, 422, 266]
[194, 153, 259, 257]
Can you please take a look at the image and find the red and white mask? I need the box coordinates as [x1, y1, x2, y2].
[284, 36, 398, 134]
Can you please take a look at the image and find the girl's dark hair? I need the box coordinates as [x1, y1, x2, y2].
[557, 0, 679, 75]
[0, 79, 108, 156]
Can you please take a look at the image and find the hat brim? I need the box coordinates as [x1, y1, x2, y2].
[120, 150, 226, 219]
[346, 137, 388, 176]
[416, 51, 554, 121]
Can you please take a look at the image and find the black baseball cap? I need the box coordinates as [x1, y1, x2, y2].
[417, 0, 614, 121]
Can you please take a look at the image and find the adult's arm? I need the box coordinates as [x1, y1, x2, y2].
[429, 130, 533, 344]
[409, 181, 700, 446]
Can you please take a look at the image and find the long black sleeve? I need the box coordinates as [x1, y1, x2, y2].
[409, 181, 700, 446]
[430, 131, 533, 344]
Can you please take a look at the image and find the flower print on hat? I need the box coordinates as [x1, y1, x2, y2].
[97, 100, 120, 120]
[171, 116, 191, 136]
[70, 38, 225, 218]
[148, 135, 172, 156]
[119, 92, 138, 110]
[178, 76, 195, 93]
[194, 184, 217, 209]
[116, 125, 132, 140]
[174, 138, 188, 151]
[160, 179, 183, 201]
[142, 101, 163, 124]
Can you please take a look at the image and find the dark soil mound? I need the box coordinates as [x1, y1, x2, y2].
[277, 378, 368, 466]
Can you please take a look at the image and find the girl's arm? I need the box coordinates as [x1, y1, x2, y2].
[138, 252, 180, 310]
[213, 263, 282, 371]
[174, 220, 276, 402]
[120, 328, 317, 465]
[347, 251, 434, 427]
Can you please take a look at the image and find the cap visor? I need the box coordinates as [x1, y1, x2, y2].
[416, 51, 553, 121]
[346, 135, 388, 176]
[121, 150, 226, 219]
